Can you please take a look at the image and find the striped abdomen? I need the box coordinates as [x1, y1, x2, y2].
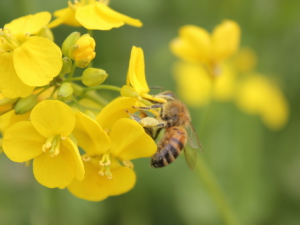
[151, 126, 187, 168]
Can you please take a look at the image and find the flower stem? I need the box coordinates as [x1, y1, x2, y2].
[68, 63, 77, 79]
[196, 102, 240, 225]
[196, 157, 240, 225]
[72, 95, 84, 112]
[64, 77, 82, 82]
[83, 85, 121, 93]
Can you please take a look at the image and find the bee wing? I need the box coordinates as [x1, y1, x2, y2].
[183, 118, 203, 170]
[184, 146, 197, 170]
[186, 119, 203, 153]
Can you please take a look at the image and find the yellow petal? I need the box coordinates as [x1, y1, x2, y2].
[67, 160, 110, 201]
[3, 121, 44, 162]
[213, 63, 237, 101]
[127, 46, 149, 94]
[0, 110, 30, 134]
[68, 159, 136, 201]
[0, 52, 34, 98]
[48, 7, 81, 28]
[212, 20, 241, 62]
[106, 162, 136, 196]
[4, 12, 51, 41]
[33, 138, 80, 189]
[235, 74, 289, 130]
[234, 48, 257, 73]
[13, 36, 62, 86]
[170, 25, 211, 64]
[96, 97, 139, 130]
[172, 62, 212, 107]
[73, 112, 111, 156]
[61, 137, 85, 181]
[31, 100, 75, 137]
[109, 118, 156, 160]
[75, 2, 142, 30]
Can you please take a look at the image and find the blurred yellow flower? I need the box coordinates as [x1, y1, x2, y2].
[172, 47, 289, 130]
[0, 12, 62, 98]
[48, 0, 142, 30]
[69, 112, 156, 201]
[2, 100, 84, 188]
[170, 20, 240, 77]
[235, 74, 289, 130]
[172, 61, 236, 107]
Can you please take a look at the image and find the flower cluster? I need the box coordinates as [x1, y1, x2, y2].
[170, 21, 289, 130]
[0, 1, 159, 201]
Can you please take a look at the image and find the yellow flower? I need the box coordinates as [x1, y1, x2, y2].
[170, 20, 240, 77]
[69, 112, 156, 201]
[99, 46, 165, 129]
[2, 100, 84, 188]
[172, 61, 236, 107]
[72, 34, 96, 68]
[0, 12, 62, 98]
[48, 0, 142, 30]
[235, 74, 289, 130]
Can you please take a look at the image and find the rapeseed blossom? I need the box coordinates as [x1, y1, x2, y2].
[2, 100, 84, 188]
[99, 46, 165, 129]
[48, 0, 142, 30]
[0, 12, 62, 98]
[69, 112, 156, 201]
[170, 20, 240, 77]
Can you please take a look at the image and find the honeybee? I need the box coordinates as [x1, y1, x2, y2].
[128, 91, 203, 170]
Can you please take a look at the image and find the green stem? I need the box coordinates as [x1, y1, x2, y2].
[34, 86, 50, 97]
[196, 101, 240, 225]
[68, 63, 77, 79]
[196, 157, 240, 225]
[88, 29, 93, 37]
[83, 85, 121, 93]
[72, 95, 84, 112]
[64, 77, 82, 82]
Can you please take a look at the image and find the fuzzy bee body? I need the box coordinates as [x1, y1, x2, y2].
[151, 126, 187, 168]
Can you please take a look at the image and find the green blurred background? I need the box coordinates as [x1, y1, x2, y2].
[1, 0, 300, 224]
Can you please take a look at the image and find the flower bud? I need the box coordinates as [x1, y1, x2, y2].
[62, 32, 80, 57]
[61, 57, 72, 74]
[57, 83, 73, 100]
[14, 95, 37, 114]
[82, 68, 108, 87]
[72, 34, 96, 68]
[121, 85, 141, 100]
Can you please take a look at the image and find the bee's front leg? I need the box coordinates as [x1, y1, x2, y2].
[132, 104, 163, 110]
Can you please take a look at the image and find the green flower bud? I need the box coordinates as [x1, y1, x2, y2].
[62, 32, 80, 58]
[14, 95, 37, 115]
[120, 85, 141, 100]
[82, 68, 108, 87]
[61, 57, 72, 74]
[57, 83, 73, 100]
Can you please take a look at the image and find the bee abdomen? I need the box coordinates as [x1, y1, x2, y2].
[151, 130, 186, 168]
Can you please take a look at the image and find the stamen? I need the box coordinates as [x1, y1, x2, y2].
[61, 136, 66, 140]
[99, 153, 110, 166]
[82, 154, 91, 161]
[99, 154, 113, 179]
[123, 160, 134, 169]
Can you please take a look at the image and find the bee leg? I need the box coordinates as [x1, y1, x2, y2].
[124, 109, 142, 123]
[132, 104, 163, 110]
